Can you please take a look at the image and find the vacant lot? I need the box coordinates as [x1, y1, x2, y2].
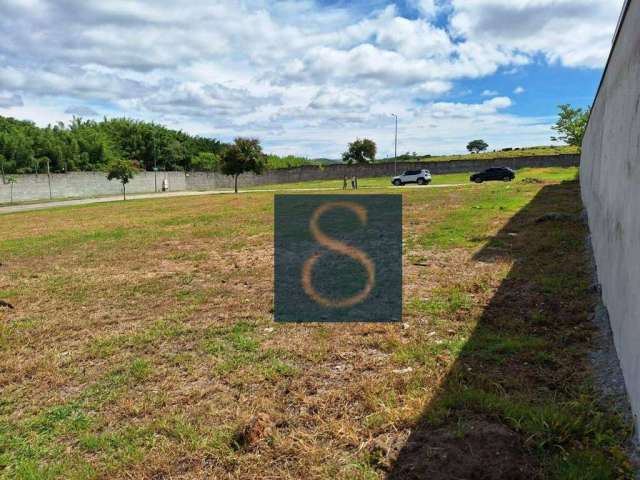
[0, 167, 633, 479]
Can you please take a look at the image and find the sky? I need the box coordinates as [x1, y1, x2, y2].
[0, 0, 625, 158]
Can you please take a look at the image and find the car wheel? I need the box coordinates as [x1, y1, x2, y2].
[474, 178, 483, 183]
[393, 179, 402, 186]
[502, 176, 511, 182]
[417, 178, 426, 185]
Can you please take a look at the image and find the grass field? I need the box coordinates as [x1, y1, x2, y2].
[378, 145, 579, 164]
[0, 167, 633, 479]
[252, 166, 579, 191]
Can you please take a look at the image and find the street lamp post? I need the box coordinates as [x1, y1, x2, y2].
[47, 158, 52, 199]
[153, 134, 158, 193]
[391, 113, 398, 176]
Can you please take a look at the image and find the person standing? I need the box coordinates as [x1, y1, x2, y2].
[351, 176, 356, 189]
[343, 176, 347, 190]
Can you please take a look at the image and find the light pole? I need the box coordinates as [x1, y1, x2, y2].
[47, 158, 52, 199]
[391, 113, 398, 176]
[153, 134, 158, 192]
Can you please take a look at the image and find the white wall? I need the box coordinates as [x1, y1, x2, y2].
[0, 154, 579, 203]
[0, 171, 187, 203]
[581, 0, 640, 431]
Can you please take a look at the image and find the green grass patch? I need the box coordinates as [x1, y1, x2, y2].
[418, 186, 535, 249]
[466, 332, 548, 364]
[393, 335, 468, 367]
[249, 166, 578, 192]
[408, 288, 473, 318]
[433, 387, 632, 478]
[201, 322, 300, 380]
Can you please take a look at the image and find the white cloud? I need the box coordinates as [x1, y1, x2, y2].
[0, 0, 622, 157]
[64, 105, 99, 117]
[373, 16, 454, 58]
[131, 81, 278, 120]
[412, 0, 439, 18]
[414, 81, 453, 95]
[449, 0, 623, 68]
[0, 91, 23, 108]
[0, 65, 148, 101]
[309, 86, 369, 111]
[513, 86, 525, 94]
[428, 96, 513, 118]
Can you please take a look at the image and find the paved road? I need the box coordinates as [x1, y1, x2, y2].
[0, 183, 469, 215]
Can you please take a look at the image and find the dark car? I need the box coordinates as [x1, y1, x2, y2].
[470, 167, 515, 183]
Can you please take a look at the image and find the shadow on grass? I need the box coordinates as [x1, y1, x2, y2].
[388, 181, 631, 480]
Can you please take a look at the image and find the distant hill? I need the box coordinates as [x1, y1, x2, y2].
[378, 145, 578, 164]
[310, 146, 578, 168]
[311, 158, 341, 165]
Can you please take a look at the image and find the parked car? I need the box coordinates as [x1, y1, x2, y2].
[392, 169, 432, 186]
[470, 167, 515, 183]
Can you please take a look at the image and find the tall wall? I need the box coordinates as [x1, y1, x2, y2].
[580, 0, 640, 431]
[0, 171, 186, 203]
[0, 153, 579, 203]
[186, 154, 579, 190]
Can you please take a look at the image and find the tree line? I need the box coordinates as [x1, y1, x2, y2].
[0, 115, 312, 178]
[1, 103, 588, 180]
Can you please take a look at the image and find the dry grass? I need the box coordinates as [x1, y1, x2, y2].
[0, 169, 632, 479]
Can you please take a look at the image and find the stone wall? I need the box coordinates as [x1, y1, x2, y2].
[580, 0, 640, 433]
[0, 171, 186, 203]
[186, 154, 579, 190]
[0, 153, 579, 203]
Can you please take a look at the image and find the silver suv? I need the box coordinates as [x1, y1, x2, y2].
[392, 169, 432, 186]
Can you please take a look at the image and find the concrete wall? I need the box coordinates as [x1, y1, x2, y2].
[580, 0, 640, 431]
[0, 153, 579, 203]
[0, 171, 186, 203]
[185, 154, 579, 190]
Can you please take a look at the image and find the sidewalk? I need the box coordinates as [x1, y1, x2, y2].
[0, 183, 468, 215]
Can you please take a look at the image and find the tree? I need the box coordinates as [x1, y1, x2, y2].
[466, 139, 489, 153]
[106, 158, 139, 200]
[219, 138, 265, 193]
[551, 104, 591, 148]
[342, 138, 376, 164]
[191, 152, 220, 172]
[164, 139, 185, 170]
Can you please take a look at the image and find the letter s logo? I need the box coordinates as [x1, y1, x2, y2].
[302, 201, 375, 308]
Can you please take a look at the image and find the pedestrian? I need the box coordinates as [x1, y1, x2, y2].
[343, 176, 347, 190]
[351, 176, 356, 189]
[354, 175, 358, 189]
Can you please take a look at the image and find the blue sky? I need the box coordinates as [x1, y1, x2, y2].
[0, 0, 624, 158]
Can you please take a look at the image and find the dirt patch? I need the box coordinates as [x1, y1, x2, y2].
[534, 212, 579, 223]
[520, 178, 544, 184]
[388, 419, 539, 480]
[233, 413, 276, 450]
[0, 299, 14, 309]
